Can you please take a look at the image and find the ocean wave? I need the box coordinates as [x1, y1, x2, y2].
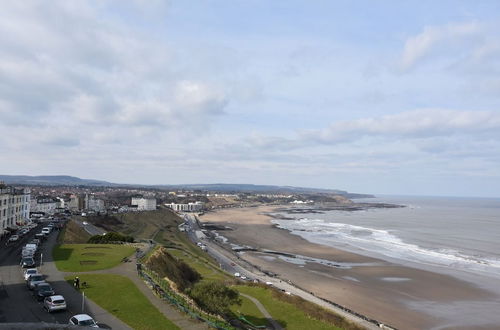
[272, 218, 500, 276]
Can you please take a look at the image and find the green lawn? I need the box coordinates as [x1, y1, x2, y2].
[234, 286, 341, 330]
[230, 295, 268, 327]
[53, 244, 136, 272]
[65, 274, 179, 330]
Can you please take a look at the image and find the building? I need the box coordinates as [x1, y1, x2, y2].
[0, 182, 31, 236]
[68, 194, 85, 211]
[165, 201, 204, 212]
[131, 197, 157, 211]
[84, 194, 105, 212]
[30, 196, 58, 215]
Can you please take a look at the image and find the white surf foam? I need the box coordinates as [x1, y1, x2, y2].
[272, 217, 500, 278]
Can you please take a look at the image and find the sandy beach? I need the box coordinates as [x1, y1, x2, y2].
[200, 205, 499, 330]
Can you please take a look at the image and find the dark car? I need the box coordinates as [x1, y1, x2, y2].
[33, 283, 55, 301]
[20, 257, 35, 268]
[30, 239, 41, 245]
[27, 274, 45, 290]
[35, 233, 46, 241]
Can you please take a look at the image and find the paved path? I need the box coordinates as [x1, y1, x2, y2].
[41, 231, 132, 329]
[65, 249, 208, 330]
[189, 220, 380, 330]
[240, 293, 282, 330]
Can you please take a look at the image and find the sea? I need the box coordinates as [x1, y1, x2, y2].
[271, 195, 500, 289]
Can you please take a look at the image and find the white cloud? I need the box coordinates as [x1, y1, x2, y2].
[400, 22, 481, 70]
[0, 1, 228, 147]
[311, 109, 500, 143]
[243, 109, 500, 151]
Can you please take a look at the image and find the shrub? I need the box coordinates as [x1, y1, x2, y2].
[88, 232, 134, 244]
[145, 247, 201, 291]
[188, 281, 241, 316]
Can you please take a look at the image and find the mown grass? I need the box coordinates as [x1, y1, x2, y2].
[234, 285, 341, 330]
[230, 294, 268, 327]
[53, 244, 135, 272]
[65, 274, 179, 330]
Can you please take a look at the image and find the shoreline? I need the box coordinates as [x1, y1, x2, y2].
[199, 205, 500, 330]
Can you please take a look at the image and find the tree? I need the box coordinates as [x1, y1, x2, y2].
[188, 281, 241, 316]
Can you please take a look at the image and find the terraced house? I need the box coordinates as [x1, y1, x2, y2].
[0, 182, 31, 237]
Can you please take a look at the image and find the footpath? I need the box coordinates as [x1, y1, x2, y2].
[41, 232, 132, 329]
[65, 260, 208, 330]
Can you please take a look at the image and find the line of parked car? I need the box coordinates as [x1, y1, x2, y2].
[19, 221, 99, 327]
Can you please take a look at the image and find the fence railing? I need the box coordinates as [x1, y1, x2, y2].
[138, 265, 235, 330]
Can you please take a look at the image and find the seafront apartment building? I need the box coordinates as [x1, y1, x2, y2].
[131, 197, 157, 211]
[0, 182, 31, 237]
[165, 201, 204, 212]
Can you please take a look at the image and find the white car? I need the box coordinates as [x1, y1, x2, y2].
[82, 221, 88, 225]
[23, 268, 39, 281]
[69, 314, 99, 327]
[41, 227, 51, 235]
[8, 235, 19, 242]
[44, 295, 67, 313]
[234, 272, 240, 277]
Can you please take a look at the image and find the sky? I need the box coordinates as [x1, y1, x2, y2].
[1, 1, 500, 197]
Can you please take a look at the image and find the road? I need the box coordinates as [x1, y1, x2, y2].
[73, 219, 106, 236]
[0, 222, 128, 329]
[183, 213, 381, 330]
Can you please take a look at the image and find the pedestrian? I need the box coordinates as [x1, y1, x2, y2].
[74, 276, 80, 289]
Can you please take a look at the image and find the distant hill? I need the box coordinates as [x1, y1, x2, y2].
[0, 175, 113, 186]
[0, 175, 373, 197]
[161, 184, 374, 198]
[156, 183, 347, 194]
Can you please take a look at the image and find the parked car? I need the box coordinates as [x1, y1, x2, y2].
[27, 274, 45, 290]
[35, 233, 46, 240]
[22, 248, 35, 258]
[69, 314, 99, 327]
[44, 295, 67, 313]
[33, 282, 55, 301]
[20, 257, 35, 268]
[30, 239, 41, 246]
[25, 243, 38, 251]
[8, 235, 19, 242]
[23, 268, 39, 281]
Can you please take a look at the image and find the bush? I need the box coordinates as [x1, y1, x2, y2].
[145, 247, 201, 291]
[88, 232, 134, 244]
[189, 281, 241, 316]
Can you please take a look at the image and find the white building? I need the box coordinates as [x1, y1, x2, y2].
[165, 201, 204, 212]
[131, 197, 157, 211]
[0, 182, 31, 236]
[85, 194, 105, 212]
[30, 196, 58, 215]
